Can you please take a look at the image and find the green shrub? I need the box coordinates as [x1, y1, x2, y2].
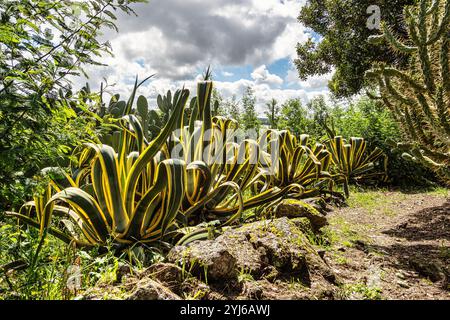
[328, 97, 438, 187]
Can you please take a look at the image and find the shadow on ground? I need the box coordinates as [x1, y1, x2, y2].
[383, 200, 449, 241]
[366, 201, 450, 288]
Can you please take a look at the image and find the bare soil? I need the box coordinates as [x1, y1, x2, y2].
[322, 190, 449, 300]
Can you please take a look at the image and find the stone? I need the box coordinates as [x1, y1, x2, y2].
[395, 271, 407, 280]
[79, 217, 340, 300]
[408, 258, 446, 283]
[167, 217, 339, 296]
[115, 262, 133, 284]
[140, 263, 185, 295]
[126, 278, 181, 300]
[167, 241, 238, 282]
[241, 281, 264, 299]
[274, 199, 328, 230]
[353, 240, 369, 253]
[397, 280, 411, 289]
[180, 277, 213, 300]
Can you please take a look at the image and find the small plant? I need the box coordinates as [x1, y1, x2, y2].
[237, 267, 255, 283]
[341, 283, 383, 300]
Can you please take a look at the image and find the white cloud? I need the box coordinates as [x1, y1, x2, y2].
[74, 0, 330, 116]
[222, 71, 234, 77]
[286, 67, 334, 90]
[251, 65, 283, 86]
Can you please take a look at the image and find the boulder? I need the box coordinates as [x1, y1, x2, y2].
[115, 262, 134, 284]
[167, 217, 338, 298]
[126, 278, 181, 300]
[408, 257, 447, 283]
[274, 199, 329, 230]
[80, 217, 339, 300]
[167, 240, 238, 282]
[139, 263, 184, 294]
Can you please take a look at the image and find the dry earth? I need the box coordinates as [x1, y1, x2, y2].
[322, 189, 449, 300]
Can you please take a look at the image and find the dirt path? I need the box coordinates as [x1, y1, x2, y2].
[322, 189, 449, 300]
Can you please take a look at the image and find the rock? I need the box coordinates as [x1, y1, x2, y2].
[140, 263, 184, 294]
[115, 262, 133, 283]
[395, 272, 407, 280]
[398, 222, 408, 229]
[274, 199, 328, 230]
[366, 265, 382, 288]
[80, 217, 340, 300]
[180, 277, 214, 300]
[167, 217, 339, 298]
[292, 217, 316, 235]
[317, 249, 326, 259]
[126, 278, 181, 300]
[409, 258, 446, 283]
[76, 282, 134, 300]
[353, 240, 369, 253]
[395, 270, 419, 280]
[241, 281, 264, 299]
[167, 241, 238, 282]
[397, 280, 411, 289]
[141, 263, 183, 283]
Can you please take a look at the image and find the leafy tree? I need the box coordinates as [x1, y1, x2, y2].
[211, 88, 226, 117]
[278, 98, 309, 136]
[278, 94, 437, 186]
[306, 95, 335, 138]
[241, 86, 260, 132]
[295, 0, 415, 97]
[0, 0, 144, 210]
[264, 98, 280, 129]
[220, 94, 241, 121]
[330, 96, 438, 186]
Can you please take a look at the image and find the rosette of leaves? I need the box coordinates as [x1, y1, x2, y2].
[7, 89, 190, 248]
[326, 136, 388, 196]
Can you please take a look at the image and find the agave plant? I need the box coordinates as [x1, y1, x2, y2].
[6, 76, 281, 248]
[7, 89, 190, 247]
[174, 78, 287, 227]
[257, 130, 338, 200]
[326, 136, 388, 196]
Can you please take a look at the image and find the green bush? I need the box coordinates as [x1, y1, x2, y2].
[330, 97, 438, 187]
[277, 95, 438, 187]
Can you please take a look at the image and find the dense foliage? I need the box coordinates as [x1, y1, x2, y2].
[0, 0, 145, 211]
[275, 96, 438, 186]
[6, 76, 390, 253]
[295, 0, 415, 97]
[0, 0, 446, 301]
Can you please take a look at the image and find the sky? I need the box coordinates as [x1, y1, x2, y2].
[79, 0, 333, 115]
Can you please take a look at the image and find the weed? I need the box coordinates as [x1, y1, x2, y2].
[341, 283, 383, 300]
[238, 267, 255, 283]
